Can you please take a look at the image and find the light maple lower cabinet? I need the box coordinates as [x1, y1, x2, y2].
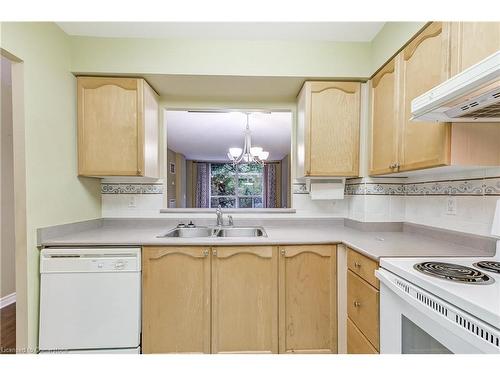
[142, 245, 338, 354]
[142, 245, 278, 354]
[142, 247, 211, 353]
[347, 317, 378, 354]
[278, 245, 337, 353]
[211, 246, 278, 353]
[346, 248, 380, 354]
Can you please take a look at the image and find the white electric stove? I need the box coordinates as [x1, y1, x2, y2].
[376, 250, 500, 354]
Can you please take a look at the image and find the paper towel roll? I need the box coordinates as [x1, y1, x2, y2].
[492, 198, 500, 238]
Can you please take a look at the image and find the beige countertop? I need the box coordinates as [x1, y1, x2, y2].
[39, 219, 497, 261]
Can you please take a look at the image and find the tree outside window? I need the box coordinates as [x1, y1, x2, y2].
[210, 163, 263, 208]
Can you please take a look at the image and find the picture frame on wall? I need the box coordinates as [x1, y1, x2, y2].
[169, 162, 176, 174]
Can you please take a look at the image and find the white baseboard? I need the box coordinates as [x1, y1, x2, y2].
[0, 292, 16, 309]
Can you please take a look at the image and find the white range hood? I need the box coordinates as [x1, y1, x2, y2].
[411, 51, 500, 122]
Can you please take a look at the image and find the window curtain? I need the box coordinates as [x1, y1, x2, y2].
[263, 162, 281, 208]
[195, 162, 210, 208]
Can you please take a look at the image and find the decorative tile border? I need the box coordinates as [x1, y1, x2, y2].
[365, 183, 406, 196]
[100, 177, 500, 196]
[101, 183, 164, 194]
[484, 177, 500, 195]
[292, 183, 309, 194]
[345, 176, 500, 196]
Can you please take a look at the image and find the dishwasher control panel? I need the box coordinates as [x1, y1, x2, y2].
[40, 248, 141, 273]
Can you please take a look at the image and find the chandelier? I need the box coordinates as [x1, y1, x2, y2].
[227, 113, 269, 165]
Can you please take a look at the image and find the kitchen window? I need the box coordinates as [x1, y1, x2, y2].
[209, 163, 263, 208]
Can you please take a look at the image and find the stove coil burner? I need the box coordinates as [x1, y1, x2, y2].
[473, 261, 500, 274]
[414, 262, 494, 285]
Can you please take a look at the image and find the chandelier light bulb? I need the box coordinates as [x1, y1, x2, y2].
[228, 147, 242, 159]
[250, 147, 263, 157]
[259, 151, 269, 160]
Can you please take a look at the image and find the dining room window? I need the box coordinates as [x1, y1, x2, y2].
[209, 163, 263, 208]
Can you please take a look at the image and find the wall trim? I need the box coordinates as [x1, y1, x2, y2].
[345, 176, 500, 196]
[0, 292, 16, 309]
[101, 183, 164, 194]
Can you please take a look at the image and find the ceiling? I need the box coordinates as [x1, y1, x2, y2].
[144, 74, 306, 101]
[57, 22, 385, 42]
[166, 110, 292, 161]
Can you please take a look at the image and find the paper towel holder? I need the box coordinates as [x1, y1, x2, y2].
[307, 178, 346, 200]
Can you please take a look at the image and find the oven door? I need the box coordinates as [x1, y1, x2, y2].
[376, 268, 500, 354]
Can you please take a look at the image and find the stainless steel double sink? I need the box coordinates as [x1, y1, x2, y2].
[158, 226, 267, 238]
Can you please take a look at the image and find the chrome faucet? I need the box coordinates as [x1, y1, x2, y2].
[216, 205, 223, 226]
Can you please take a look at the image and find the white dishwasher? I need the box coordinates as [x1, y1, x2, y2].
[39, 247, 141, 354]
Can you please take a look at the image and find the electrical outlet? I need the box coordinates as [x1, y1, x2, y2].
[128, 196, 136, 208]
[446, 196, 457, 215]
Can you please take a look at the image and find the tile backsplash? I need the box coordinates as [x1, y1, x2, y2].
[345, 172, 500, 236]
[100, 171, 500, 236]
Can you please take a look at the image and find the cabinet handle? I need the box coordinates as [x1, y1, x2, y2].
[203, 249, 209, 257]
[354, 262, 361, 268]
[137, 168, 142, 175]
[212, 249, 217, 256]
[389, 163, 396, 169]
[353, 301, 361, 308]
[281, 249, 286, 256]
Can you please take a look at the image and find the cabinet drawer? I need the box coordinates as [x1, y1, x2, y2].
[347, 318, 378, 354]
[347, 270, 379, 350]
[347, 249, 379, 289]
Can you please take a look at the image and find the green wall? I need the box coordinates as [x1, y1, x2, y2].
[71, 36, 372, 78]
[370, 22, 427, 72]
[0, 22, 101, 350]
[70, 22, 426, 79]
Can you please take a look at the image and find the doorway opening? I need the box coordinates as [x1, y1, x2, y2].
[1, 49, 27, 355]
[1, 54, 16, 354]
[163, 109, 293, 210]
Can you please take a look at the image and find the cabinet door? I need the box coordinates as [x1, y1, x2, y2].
[211, 246, 278, 353]
[370, 59, 399, 175]
[78, 77, 143, 176]
[347, 270, 379, 350]
[347, 318, 378, 354]
[142, 247, 211, 353]
[279, 245, 337, 354]
[450, 22, 500, 75]
[306, 82, 360, 177]
[142, 81, 159, 178]
[399, 22, 451, 172]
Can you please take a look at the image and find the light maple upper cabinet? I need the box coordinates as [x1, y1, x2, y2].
[142, 247, 211, 354]
[211, 246, 278, 354]
[278, 245, 337, 354]
[449, 22, 500, 75]
[296, 81, 361, 178]
[399, 22, 451, 172]
[369, 58, 400, 175]
[370, 21, 500, 176]
[77, 77, 159, 178]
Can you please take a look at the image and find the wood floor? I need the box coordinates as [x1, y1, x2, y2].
[0, 303, 16, 354]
